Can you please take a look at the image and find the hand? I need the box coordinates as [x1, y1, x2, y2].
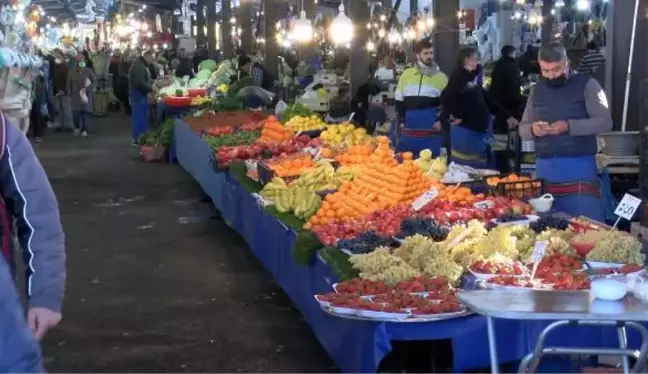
[547, 120, 569, 135]
[506, 117, 519, 129]
[432, 121, 441, 131]
[27, 307, 62, 340]
[531, 121, 549, 137]
[449, 115, 462, 125]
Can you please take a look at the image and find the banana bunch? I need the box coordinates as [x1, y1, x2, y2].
[275, 186, 321, 219]
[335, 165, 355, 181]
[290, 160, 339, 192]
[260, 177, 288, 201]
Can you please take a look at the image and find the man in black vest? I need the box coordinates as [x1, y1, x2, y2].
[237, 55, 274, 90]
[519, 43, 612, 221]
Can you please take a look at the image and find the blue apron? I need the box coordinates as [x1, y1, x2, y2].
[395, 107, 442, 156]
[130, 89, 149, 141]
[536, 156, 604, 222]
[449, 122, 494, 169]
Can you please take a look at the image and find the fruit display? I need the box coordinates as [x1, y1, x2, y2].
[203, 130, 260, 150]
[190, 95, 211, 106]
[591, 264, 644, 275]
[319, 122, 370, 146]
[413, 149, 447, 181]
[214, 136, 314, 168]
[390, 235, 464, 284]
[259, 116, 294, 143]
[485, 173, 532, 186]
[417, 195, 531, 225]
[349, 247, 422, 284]
[529, 253, 583, 280]
[337, 231, 395, 254]
[469, 259, 526, 275]
[185, 110, 267, 131]
[529, 216, 569, 233]
[265, 153, 315, 178]
[585, 230, 643, 265]
[397, 217, 450, 241]
[259, 177, 288, 201]
[335, 166, 355, 182]
[289, 160, 339, 192]
[495, 212, 529, 223]
[274, 186, 321, 220]
[284, 115, 326, 132]
[334, 144, 374, 166]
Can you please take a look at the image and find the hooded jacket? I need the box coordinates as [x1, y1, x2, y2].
[0, 114, 65, 313]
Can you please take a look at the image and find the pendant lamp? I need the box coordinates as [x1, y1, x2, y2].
[329, 3, 353, 44]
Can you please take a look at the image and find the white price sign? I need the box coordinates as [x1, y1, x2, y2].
[530, 241, 547, 264]
[473, 200, 494, 210]
[614, 193, 642, 221]
[411, 188, 438, 211]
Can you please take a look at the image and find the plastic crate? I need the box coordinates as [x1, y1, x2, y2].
[487, 178, 544, 200]
[257, 161, 300, 186]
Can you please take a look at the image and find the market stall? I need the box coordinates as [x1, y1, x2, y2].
[172, 107, 648, 372]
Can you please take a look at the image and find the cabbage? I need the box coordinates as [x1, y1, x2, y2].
[196, 69, 212, 80]
[188, 78, 208, 88]
[198, 59, 218, 72]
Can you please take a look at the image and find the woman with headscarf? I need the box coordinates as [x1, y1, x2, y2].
[68, 55, 95, 138]
[440, 47, 516, 168]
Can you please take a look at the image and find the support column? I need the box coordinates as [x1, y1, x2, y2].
[196, 0, 206, 46]
[263, 0, 278, 79]
[433, 0, 459, 75]
[540, 0, 554, 44]
[221, 0, 234, 58]
[349, 0, 371, 96]
[206, 0, 217, 53]
[299, 0, 316, 63]
[240, 1, 254, 53]
[605, 0, 648, 131]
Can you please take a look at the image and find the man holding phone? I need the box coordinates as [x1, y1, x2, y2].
[519, 43, 612, 221]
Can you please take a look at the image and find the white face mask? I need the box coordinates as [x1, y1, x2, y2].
[54, 58, 62, 64]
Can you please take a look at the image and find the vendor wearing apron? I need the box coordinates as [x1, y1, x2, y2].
[394, 39, 448, 156]
[128, 50, 156, 145]
[519, 43, 612, 221]
[440, 47, 517, 169]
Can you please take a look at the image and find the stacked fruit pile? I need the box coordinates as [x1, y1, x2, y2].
[259, 116, 294, 143]
[289, 160, 340, 192]
[284, 115, 326, 132]
[319, 122, 370, 146]
[265, 153, 315, 178]
[334, 144, 374, 166]
[274, 187, 321, 219]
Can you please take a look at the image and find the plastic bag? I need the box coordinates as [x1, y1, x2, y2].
[275, 100, 288, 118]
[80, 89, 88, 104]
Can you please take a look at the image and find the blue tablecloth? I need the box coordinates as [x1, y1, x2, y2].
[174, 119, 646, 373]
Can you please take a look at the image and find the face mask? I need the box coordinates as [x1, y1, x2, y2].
[78, 62, 86, 68]
[544, 74, 567, 87]
[54, 58, 62, 64]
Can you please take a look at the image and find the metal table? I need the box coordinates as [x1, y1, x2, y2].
[457, 290, 648, 374]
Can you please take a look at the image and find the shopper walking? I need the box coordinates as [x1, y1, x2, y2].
[0, 257, 43, 372]
[68, 56, 95, 138]
[440, 47, 517, 169]
[28, 71, 49, 143]
[129, 50, 155, 145]
[488, 45, 524, 135]
[519, 43, 612, 221]
[50, 50, 73, 132]
[394, 39, 448, 156]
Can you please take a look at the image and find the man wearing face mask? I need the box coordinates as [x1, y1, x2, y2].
[394, 39, 448, 156]
[440, 47, 516, 168]
[519, 43, 612, 221]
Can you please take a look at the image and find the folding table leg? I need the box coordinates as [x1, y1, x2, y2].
[487, 316, 500, 374]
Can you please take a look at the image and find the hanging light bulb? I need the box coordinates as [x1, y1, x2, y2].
[378, 28, 386, 38]
[293, 10, 313, 42]
[406, 28, 416, 40]
[366, 40, 375, 51]
[426, 17, 434, 28]
[329, 3, 353, 45]
[575, 0, 590, 11]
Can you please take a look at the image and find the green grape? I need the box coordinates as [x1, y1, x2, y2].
[586, 231, 643, 265]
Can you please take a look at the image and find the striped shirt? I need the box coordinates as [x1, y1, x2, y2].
[578, 51, 605, 76]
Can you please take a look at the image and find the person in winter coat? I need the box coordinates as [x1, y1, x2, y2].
[0, 112, 65, 340]
[50, 50, 73, 132]
[0, 256, 43, 373]
[129, 50, 155, 144]
[29, 71, 50, 143]
[68, 57, 95, 138]
[488, 45, 524, 135]
[440, 47, 516, 168]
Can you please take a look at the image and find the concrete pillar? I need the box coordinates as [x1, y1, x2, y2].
[196, 0, 206, 45]
[206, 0, 217, 53]
[349, 0, 371, 96]
[433, 0, 459, 75]
[263, 0, 278, 79]
[240, 1, 254, 53]
[605, 0, 648, 131]
[540, 0, 554, 44]
[221, 0, 234, 58]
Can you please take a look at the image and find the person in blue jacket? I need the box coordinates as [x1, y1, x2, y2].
[519, 43, 612, 221]
[0, 113, 66, 340]
[0, 256, 43, 372]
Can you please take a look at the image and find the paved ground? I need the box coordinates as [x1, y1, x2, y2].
[35, 114, 334, 372]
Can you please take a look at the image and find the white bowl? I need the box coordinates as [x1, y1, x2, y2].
[529, 194, 554, 213]
[591, 278, 627, 301]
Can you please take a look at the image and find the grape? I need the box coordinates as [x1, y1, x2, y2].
[349, 247, 421, 284]
[529, 216, 569, 233]
[398, 218, 449, 241]
[337, 231, 394, 254]
[496, 212, 527, 223]
[585, 231, 643, 265]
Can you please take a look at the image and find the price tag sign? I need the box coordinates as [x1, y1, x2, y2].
[411, 188, 438, 211]
[530, 241, 548, 264]
[473, 200, 494, 210]
[614, 193, 642, 221]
